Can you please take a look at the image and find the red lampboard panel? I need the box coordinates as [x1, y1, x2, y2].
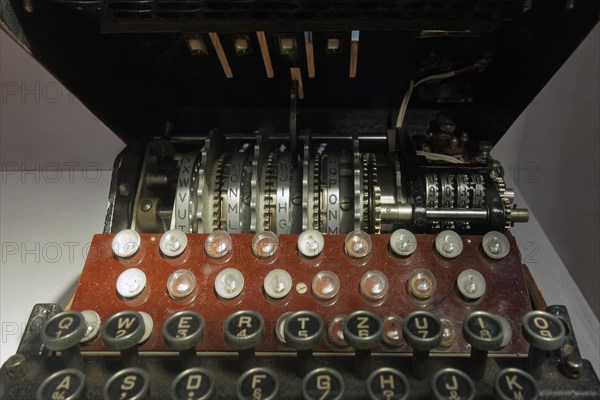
[71, 233, 532, 355]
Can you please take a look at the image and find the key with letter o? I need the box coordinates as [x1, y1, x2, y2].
[522, 310, 566, 379]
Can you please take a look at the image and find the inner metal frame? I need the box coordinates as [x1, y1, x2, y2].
[122, 130, 527, 235]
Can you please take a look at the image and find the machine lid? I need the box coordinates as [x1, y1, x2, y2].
[2, 0, 598, 145]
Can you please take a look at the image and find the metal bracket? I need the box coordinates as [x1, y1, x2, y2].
[289, 80, 299, 162]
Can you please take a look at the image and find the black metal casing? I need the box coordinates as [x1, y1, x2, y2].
[1, 1, 599, 399]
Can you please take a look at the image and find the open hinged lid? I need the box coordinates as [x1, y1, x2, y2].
[1, 0, 598, 145]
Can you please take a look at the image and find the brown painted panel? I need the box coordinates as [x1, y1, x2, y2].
[71, 233, 532, 355]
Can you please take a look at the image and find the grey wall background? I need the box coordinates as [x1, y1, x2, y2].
[494, 23, 599, 318]
[0, 29, 124, 169]
[0, 28, 126, 364]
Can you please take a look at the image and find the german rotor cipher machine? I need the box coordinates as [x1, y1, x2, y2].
[1, 0, 599, 399]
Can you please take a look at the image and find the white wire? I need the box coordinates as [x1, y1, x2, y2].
[415, 150, 464, 164]
[394, 71, 464, 164]
[396, 80, 414, 128]
[395, 71, 457, 129]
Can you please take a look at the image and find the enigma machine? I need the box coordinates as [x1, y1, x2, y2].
[1, 0, 599, 399]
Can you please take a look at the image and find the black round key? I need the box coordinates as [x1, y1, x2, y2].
[163, 311, 205, 351]
[236, 367, 278, 400]
[164, 311, 205, 368]
[343, 311, 382, 378]
[36, 369, 86, 400]
[522, 311, 565, 351]
[494, 368, 539, 400]
[170, 367, 215, 400]
[284, 311, 324, 350]
[103, 367, 150, 400]
[402, 311, 443, 351]
[302, 367, 345, 400]
[431, 368, 475, 400]
[42, 311, 87, 369]
[224, 310, 265, 350]
[463, 311, 505, 351]
[42, 311, 87, 351]
[402, 311, 443, 379]
[343, 311, 383, 350]
[102, 311, 145, 351]
[463, 311, 506, 380]
[224, 310, 265, 371]
[283, 311, 324, 377]
[522, 310, 566, 379]
[366, 368, 409, 400]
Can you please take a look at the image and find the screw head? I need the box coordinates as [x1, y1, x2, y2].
[478, 141, 493, 152]
[6, 353, 26, 379]
[292, 194, 302, 206]
[340, 197, 352, 211]
[562, 354, 583, 379]
[448, 136, 459, 149]
[140, 199, 152, 212]
[118, 183, 130, 196]
[296, 282, 308, 294]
